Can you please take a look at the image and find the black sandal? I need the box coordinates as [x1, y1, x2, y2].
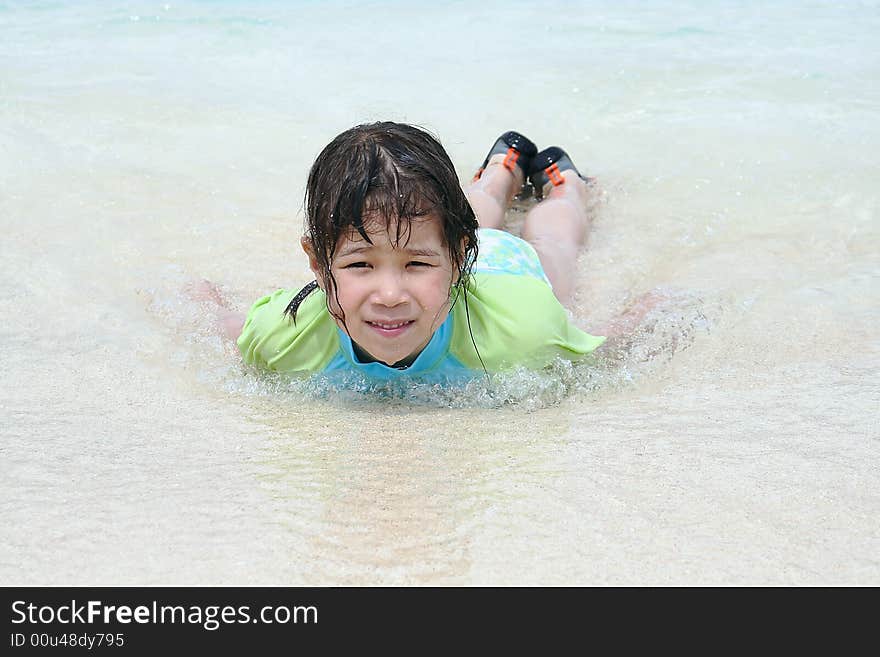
[527, 146, 590, 200]
[472, 131, 538, 185]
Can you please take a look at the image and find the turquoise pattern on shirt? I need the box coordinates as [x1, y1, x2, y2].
[474, 228, 551, 285]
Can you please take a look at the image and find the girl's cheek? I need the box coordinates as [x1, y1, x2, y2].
[333, 274, 367, 310]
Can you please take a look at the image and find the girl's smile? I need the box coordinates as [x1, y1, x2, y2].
[304, 213, 457, 367]
[365, 319, 415, 337]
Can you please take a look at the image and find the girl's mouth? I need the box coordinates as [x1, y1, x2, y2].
[366, 320, 415, 337]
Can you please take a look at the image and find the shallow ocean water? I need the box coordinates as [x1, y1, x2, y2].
[1, 0, 878, 584]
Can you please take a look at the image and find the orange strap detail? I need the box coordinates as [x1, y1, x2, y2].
[472, 167, 485, 182]
[502, 148, 519, 172]
[547, 163, 565, 186]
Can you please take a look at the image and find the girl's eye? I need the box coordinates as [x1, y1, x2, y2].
[343, 261, 370, 269]
[408, 261, 433, 268]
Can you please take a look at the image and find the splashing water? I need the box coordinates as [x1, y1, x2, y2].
[145, 273, 715, 411]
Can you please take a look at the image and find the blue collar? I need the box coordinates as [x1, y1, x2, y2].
[336, 314, 453, 380]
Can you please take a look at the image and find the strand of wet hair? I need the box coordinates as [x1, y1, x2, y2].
[283, 280, 319, 325]
[455, 283, 490, 383]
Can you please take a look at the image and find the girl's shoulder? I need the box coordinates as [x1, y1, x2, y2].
[237, 286, 339, 373]
[449, 273, 605, 371]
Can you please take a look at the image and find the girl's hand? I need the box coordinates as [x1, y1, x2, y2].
[597, 288, 672, 339]
[185, 279, 246, 341]
[185, 279, 227, 306]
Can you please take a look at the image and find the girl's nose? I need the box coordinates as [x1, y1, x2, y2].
[372, 271, 409, 307]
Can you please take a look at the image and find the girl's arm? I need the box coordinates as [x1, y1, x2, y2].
[217, 308, 246, 342]
[595, 289, 668, 339]
[187, 279, 246, 342]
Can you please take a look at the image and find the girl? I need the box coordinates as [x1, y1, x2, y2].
[210, 122, 642, 383]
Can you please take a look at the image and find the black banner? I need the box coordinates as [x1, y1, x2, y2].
[1, 586, 862, 652]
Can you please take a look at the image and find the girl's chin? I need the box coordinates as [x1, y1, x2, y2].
[376, 349, 420, 367]
[352, 338, 424, 367]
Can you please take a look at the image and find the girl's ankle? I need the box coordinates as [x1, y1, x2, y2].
[543, 170, 588, 202]
[484, 153, 525, 196]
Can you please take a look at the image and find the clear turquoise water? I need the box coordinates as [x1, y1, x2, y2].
[1, 1, 878, 584]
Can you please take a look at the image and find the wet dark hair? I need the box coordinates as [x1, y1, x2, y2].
[285, 122, 480, 336]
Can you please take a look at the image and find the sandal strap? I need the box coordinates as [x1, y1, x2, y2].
[473, 131, 537, 180]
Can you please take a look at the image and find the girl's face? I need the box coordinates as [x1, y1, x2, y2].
[305, 213, 457, 367]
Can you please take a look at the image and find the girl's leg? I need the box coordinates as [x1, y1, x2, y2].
[464, 154, 523, 229]
[521, 171, 591, 305]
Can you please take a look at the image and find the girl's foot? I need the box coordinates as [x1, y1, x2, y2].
[473, 130, 537, 197]
[527, 146, 591, 201]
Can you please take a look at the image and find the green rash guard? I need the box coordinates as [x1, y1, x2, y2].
[237, 228, 606, 382]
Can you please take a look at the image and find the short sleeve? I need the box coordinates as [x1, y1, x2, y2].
[237, 287, 339, 373]
[450, 273, 606, 371]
